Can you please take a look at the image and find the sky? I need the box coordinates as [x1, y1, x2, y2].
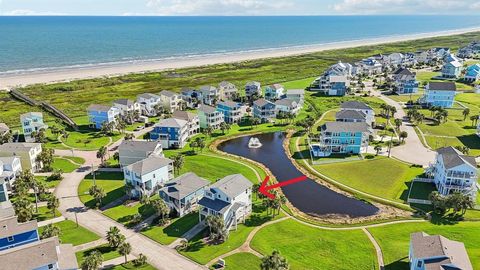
[1, 0, 480, 16]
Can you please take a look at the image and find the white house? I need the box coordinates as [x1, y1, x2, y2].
[274, 99, 301, 115]
[0, 156, 22, 188]
[392, 67, 419, 95]
[199, 86, 220, 106]
[118, 140, 163, 167]
[409, 232, 473, 270]
[441, 54, 463, 79]
[123, 156, 173, 197]
[285, 89, 305, 103]
[137, 93, 161, 116]
[218, 81, 238, 100]
[310, 61, 353, 96]
[0, 143, 42, 172]
[198, 174, 253, 231]
[172, 111, 200, 136]
[113, 99, 141, 116]
[420, 82, 456, 108]
[264, 84, 285, 101]
[340, 101, 375, 125]
[426, 147, 478, 200]
[159, 90, 183, 113]
[384, 52, 404, 67]
[20, 112, 48, 143]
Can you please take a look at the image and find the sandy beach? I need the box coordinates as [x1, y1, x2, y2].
[1, 26, 480, 90]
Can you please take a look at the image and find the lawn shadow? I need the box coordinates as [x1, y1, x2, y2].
[458, 134, 480, 151]
[385, 258, 409, 270]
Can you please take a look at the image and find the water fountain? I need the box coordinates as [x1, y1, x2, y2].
[248, 137, 262, 148]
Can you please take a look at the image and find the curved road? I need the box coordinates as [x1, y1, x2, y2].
[53, 149, 205, 270]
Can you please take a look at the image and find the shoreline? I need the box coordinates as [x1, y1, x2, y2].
[1, 26, 480, 89]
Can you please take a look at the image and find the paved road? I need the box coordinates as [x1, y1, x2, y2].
[54, 148, 205, 270]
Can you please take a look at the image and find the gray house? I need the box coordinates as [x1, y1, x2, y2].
[159, 172, 210, 217]
[118, 140, 163, 167]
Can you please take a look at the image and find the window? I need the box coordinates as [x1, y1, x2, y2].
[7, 236, 14, 242]
[48, 264, 54, 269]
[153, 174, 155, 178]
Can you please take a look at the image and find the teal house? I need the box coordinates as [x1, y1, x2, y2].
[464, 63, 480, 82]
[216, 101, 243, 124]
[420, 82, 456, 108]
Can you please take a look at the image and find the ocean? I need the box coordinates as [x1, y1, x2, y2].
[1, 15, 480, 74]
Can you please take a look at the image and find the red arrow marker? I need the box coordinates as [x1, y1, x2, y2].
[259, 175, 308, 199]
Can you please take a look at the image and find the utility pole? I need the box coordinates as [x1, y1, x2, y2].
[92, 163, 96, 186]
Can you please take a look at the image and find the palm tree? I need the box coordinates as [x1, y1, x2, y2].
[151, 198, 170, 224]
[260, 249, 290, 270]
[393, 118, 402, 131]
[96, 146, 107, 166]
[202, 126, 214, 138]
[40, 224, 60, 239]
[399, 131, 408, 143]
[220, 122, 231, 135]
[251, 117, 261, 128]
[47, 195, 59, 217]
[462, 108, 470, 121]
[106, 226, 125, 248]
[118, 242, 132, 264]
[374, 145, 382, 156]
[88, 185, 105, 208]
[81, 250, 103, 270]
[195, 137, 206, 152]
[470, 115, 479, 127]
[172, 154, 185, 176]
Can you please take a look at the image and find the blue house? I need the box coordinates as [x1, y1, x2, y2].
[87, 104, 120, 129]
[420, 82, 457, 108]
[392, 68, 419, 94]
[0, 215, 39, 251]
[150, 118, 189, 149]
[216, 101, 243, 124]
[441, 58, 463, 78]
[20, 112, 48, 143]
[253, 98, 276, 122]
[309, 122, 371, 157]
[464, 63, 480, 83]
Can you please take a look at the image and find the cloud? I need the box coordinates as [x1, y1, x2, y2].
[1, 9, 67, 15]
[145, 0, 294, 15]
[332, 0, 480, 14]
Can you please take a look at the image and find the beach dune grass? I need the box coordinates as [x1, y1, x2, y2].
[250, 219, 377, 270]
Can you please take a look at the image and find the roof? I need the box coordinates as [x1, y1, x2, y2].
[321, 122, 370, 133]
[211, 174, 252, 198]
[219, 81, 236, 88]
[428, 82, 457, 91]
[393, 67, 414, 76]
[199, 85, 217, 92]
[118, 140, 161, 153]
[286, 89, 305, 95]
[0, 216, 37, 239]
[447, 60, 463, 68]
[246, 81, 261, 87]
[0, 201, 15, 220]
[172, 111, 198, 121]
[253, 98, 274, 108]
[267, 84, 283, 90]
[275, 99, 297, 107]
[217, 100, 240, 108]
[0, 142, 41, 152]
[0, 123, 9, 133]
[198, 197, 230, 214]
[138, 93, 160, 99]
[161, 172, 209, 200]
[159, 90, 178, 97]
[20, 112, 42, 119]
[87, 104, 113, 112]
[436, 146, 477, 169]
[336, 109, 366, 120]
[410, 232, 473, 270]
[156, 118, 188, 128]
[340, 101, 373, 110]
[0, 156, 19, 166]
[198, 104, 218, 114]
[125, 156, 172, 175]
[114, 99, 135, 106]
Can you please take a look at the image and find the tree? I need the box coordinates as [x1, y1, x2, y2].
[374, 145, 382, 156]
[205, 215, 228, 243]
[89, 185, 105, 208]
[115, 116, 127, 134]
[151, 198, 170, 224]
[195, 137, 206, 152]
[429, 191, 447, 215]
[106, 226, 125, 249]
[220, 122, 231, 135]
[454, 145, 470, 155]
[13, 199, 33, 222]
[118, 242, 132, 264]
[394, 118, 402, 131]
[470, 115, 479, 127]
[113, 152, 120, 163]
[81, 250, 103, 270]
[189, 140, 198, 153]
[462, 108, 470, 121]
[260, 249, 290, 270]
[96, 146, 107, 166]
[202, 126, 214, 138]
[41, 224, 60, 239]
[47, 195, 60, 217]
[124, 133, 134, 140]
[133, 254, 148, 267]
[399, 131, 408, 143]
[251, 117, 261, 128]
[36, 148, 54, 172]
[172, 154, 184, 175]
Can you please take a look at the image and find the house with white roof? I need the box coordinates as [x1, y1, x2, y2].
[137, 93, 161, 116]
[198, 104, 224, 129]
[150, 118, 189, 149]
[159, 172, 210, 217]
[340, 101, 375, 125]
[264, 84, 285, 101]
[275, 99, 301, 115]
[198, 174, 253, 231]
[310, 61, 353, 96]
[0, 156, 22, 187]
[20, 112, 48, 143]
[441, 54, 463, 78]
[118, 140, 163, 167]
[173, 110, 200, 136]
[409, 232, 473, 270]
[0, 143, 42, 172]
[392, 67, 419, 95]
[253, 98, 276, 122]
[245, 81, 262, 98]
[384, 52, 405, 67]
[123, 156, 173, 197]
[218, 81, 238, 100]
[159, 90, 183, 113]
[356, 57, 383, 75]
[113, 99, 141, 116]
[426, 146, 478, 201]
[420, 82, 457, 108]
[285, 89, 305, 103]
[199, 86, 220, 106]
[87, 104, 120, 130]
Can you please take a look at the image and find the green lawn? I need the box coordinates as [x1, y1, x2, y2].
[78, 172, 125, 208]
[39, 220, 100, 246]
[369, 221, 480, 270]
[76, 244, 121, 265]
[408, 182, 437, 200]
[223, 252, 262, 270]
[104, 262, 156, 270]
[33, 206, 61, 222]
[35, 175, 62, 189]
[180, 199, 284, 265]
[251, 219, 377, 270]
[313, 157, 423, 202]
[141, 212, 199, 245]
[62, 156, 86, 165]
[416, 71, 474, 91]
[103, 198, 156, 228]
[52, 157, 80, 173]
